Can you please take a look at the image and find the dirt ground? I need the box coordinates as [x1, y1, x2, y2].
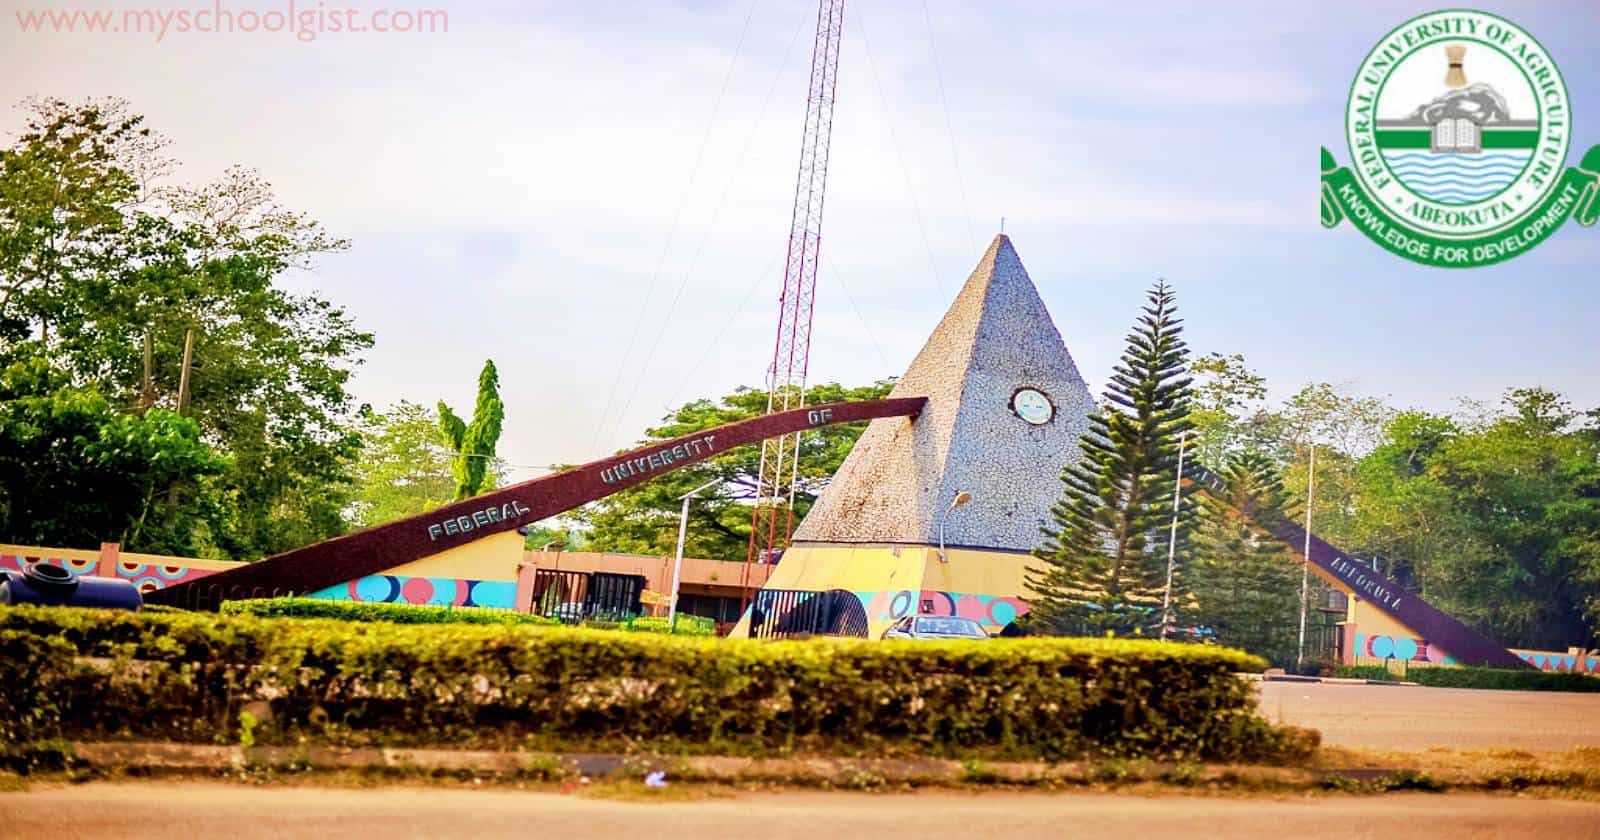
[3, 782, 1599, 840]
[1257, 681, 1600, 751]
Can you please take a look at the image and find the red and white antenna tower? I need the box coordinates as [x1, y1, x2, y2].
[747, 0, 846, 569]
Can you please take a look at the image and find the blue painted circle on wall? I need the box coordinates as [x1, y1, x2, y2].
[988, 600, 1017, 626]
[1392, 638, 1418, 660]
[1370, 635, 1395, 659]
[355, 575, 399, 602]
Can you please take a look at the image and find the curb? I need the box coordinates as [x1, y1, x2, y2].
[1241, 673, 1419, 687]
[65, 742, 1321, 789]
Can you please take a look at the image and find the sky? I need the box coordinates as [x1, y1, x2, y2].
[4, 0, 1598, 478]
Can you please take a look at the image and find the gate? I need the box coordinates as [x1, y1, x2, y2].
[747, 589, 868, 639]
[529, 569, 645, 623]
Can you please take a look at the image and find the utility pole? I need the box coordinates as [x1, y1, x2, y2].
[1161, 430, 1188, 640]
[670, 479, 720, 631]
[1296, 444, 1317, 670]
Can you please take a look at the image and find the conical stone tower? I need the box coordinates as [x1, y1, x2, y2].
[739, 235, 1096, 636]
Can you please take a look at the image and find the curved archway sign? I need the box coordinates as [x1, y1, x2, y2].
[147, 398, 926, 610]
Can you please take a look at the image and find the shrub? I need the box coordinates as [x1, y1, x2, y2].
[0, 604, 1308, 763]
[628, 614, 716, 636]
[1334, 663, 1600, 692]
[220, 598, 560, 628]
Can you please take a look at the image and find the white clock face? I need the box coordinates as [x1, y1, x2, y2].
[1011, 388, 1054, 425]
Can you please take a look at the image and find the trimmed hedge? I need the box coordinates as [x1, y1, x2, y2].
[0, 605, 1309, 762]
[220, 598, 716, 636]
[1335, 664, 1600, 692]
[220, 598, 561, 627]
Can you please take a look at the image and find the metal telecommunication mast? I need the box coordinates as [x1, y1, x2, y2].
[747, 0, 846, 570]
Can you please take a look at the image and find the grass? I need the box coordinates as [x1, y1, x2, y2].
[10, 745, 1600, 799]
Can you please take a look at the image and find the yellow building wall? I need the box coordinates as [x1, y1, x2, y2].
[735, 542, 1035, 638]
[380, 531, 525, 581]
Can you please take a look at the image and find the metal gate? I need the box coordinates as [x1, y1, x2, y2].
[747, 589, 868, 639]
[529, 569, 645, 623]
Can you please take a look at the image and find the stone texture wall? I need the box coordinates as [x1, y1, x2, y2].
[794, 235, 1096, 552]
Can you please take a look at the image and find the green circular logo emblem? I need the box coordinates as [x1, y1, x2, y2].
[1322, 9, 1599, 267]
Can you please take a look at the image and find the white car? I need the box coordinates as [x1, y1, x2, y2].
[882, 616, 990, 640]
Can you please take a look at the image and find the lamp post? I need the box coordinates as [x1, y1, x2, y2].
[938, 491, 972, 563]
[669, 479, 720, 631]
[1161, 430, 1188, 640]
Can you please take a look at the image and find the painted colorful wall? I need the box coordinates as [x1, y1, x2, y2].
[1, 543, 241, 594]
[1510, 648, 1600, 673]
[305, 531, 525, 608]
[733, 543, 1034, 638]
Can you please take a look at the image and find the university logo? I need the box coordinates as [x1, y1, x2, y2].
[1320, 9, 1599, 267]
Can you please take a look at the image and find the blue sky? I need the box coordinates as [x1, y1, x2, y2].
[4, 0, 1597, 476]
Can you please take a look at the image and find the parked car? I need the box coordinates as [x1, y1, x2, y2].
[882, 615, 990, 640]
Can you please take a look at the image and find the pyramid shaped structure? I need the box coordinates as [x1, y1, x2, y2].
[794, 234, 1096, 552]
[736, 235, 1096, 637]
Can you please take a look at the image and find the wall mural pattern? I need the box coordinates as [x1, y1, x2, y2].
[855, 588, 1031, 629]
[2, 554, 221, 593]
[1517, 651, 1600, 673]
[308, 575, 517, 609]
[1353, 632, 1455, 664]
[2, 554, 100, 577]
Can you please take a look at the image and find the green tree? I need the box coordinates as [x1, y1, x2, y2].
[1416, 389, 1600, 648]
[1188, 352, 1273, 466]
[521, 522, 589, 552]
[0, 358, 225, 549]
[438, 359, 505, 501]
[1027, 281, 1193, 635]
[0, 97, 371, 557]
[1189, 451, 1301, 665]
[349, 401, 475, 527]
[574, 380, 894, 562]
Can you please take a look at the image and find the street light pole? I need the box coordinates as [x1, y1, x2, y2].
[1161, 430, 1188, 641]
[669, 479, 720, 631]
[1296, 444, 1317, 670]
[938, 491, 972, 563]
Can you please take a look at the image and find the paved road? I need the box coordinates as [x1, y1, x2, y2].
[4, 782, 1599, 839]
[1257, 681, 1600, 751]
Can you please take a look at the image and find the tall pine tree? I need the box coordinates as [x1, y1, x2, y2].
[1189, 450, 1301, 664]
[1026, 281, 1193, 635]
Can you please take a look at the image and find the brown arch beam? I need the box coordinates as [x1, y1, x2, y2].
[147, 398, 926, 610]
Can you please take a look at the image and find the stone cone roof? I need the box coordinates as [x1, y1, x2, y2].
[793, 234, 1095, 552]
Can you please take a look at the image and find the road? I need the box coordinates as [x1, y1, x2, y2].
[4, 782, 1599, 839]
[1257, 680, 1600, 751]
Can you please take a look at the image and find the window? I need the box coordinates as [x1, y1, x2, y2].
[914, 617, 986, 638]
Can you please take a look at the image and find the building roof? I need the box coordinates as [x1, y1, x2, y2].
[793, 234, 1096, 552]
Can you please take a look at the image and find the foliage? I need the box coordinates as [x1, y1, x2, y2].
[0, 604, 1309, 763]
[0, 358, 226, 548]
[0, 97, 371, 558]
[219, 597, 559, 627]
[521, 523, 589, 552]
[575, 380, 895, 562]
[1189, 451, 1302, 666]
[1334, 664, 1600, 692]
[1324, 389, 1600, 649]
[219, 597, 714, 635]
[629, 613, 716, 636]
[1028, 282, 1193, 635]
[1188, 352, 1271, 467]
[438, 359, 505, 501]
[349, 401, 470, 528]
[1184, 348, 1600, 651]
